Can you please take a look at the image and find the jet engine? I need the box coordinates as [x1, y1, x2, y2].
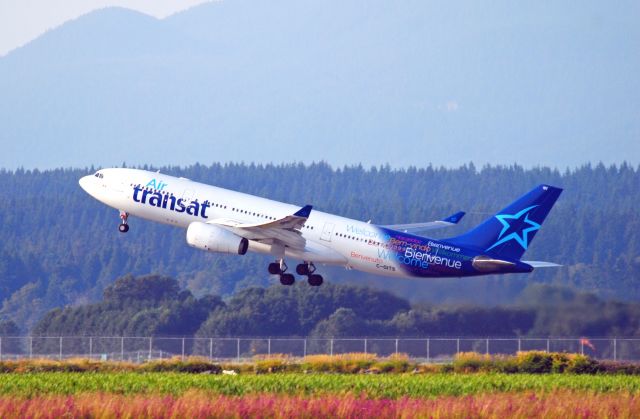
[186, 222, 249, 255]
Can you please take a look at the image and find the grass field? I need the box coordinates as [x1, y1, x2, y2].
[1, 391, 639, 418]
[3, 354, 640, 417]
[1, 372, 640, 398]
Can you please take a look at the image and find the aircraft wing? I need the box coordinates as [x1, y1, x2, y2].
[383, 211, 465, 234]
[207, 205, 312, 250]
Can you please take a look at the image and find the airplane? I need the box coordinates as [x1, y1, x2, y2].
[79, 168, 562, 286]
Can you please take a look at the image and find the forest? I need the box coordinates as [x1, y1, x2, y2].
[0, 162, 638, 333]
[30, 274, 640, 338]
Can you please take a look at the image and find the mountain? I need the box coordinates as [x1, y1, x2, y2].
[0, 1, 638, 169]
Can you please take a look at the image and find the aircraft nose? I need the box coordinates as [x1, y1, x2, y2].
[78, 175, 93, 193]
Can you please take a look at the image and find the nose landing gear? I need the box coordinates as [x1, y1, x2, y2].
[118, 211, 129, 233]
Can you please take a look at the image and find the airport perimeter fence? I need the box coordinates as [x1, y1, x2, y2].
[2, 336, 640, 363]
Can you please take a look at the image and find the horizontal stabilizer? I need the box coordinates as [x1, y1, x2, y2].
[522, 261, 562, 268]
[383, 211, 465, 234]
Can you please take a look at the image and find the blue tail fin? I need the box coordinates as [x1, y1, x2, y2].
[446, 185, 562, 260]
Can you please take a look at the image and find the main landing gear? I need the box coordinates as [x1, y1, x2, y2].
[267, 260, 323, 286]
[269, 259, 296, 285]
[297, 262, 323, 286]
[268, 260, 295, 285]
[118, 211, 129, 233]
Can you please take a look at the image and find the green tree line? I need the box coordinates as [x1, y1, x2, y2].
[31, 274, 640, 338]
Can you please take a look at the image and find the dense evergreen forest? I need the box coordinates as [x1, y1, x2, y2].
[0, 163, 638, 332]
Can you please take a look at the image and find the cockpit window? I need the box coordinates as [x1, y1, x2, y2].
[94, 172, 104, 179]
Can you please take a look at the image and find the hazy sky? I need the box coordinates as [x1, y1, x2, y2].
[0, 0, 637, 169]
[0, 0, 210, 56]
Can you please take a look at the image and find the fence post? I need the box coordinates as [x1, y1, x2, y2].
[395, 338, 399, 355]
[268, 338, 271, 356]
[546, 338, 550, 353]
[580, 339, 584, 355]
[89, 337, 93, 360]
[236, 338, 240, 362]
[486, 338, 489, 355]
[59, 336, 63, 361]
[518, 338, 521, 353]
[614, 338, 617, 361]
[0, 337, 2, 361]
[456, 338, 460, 355]
[121, 337, 124, 361]
[182, 338, 185, 361]
[330, 339, 334, 356]
[426, 338, 430, 363]
[148, 337, 152, 360]
[209, 338, 213, 360]
[303, 339, 307, 357]
[364, 338, 367, 354]
[29, 336, 33, 359]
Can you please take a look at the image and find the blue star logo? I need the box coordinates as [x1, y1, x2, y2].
[486, 205, 541, 252]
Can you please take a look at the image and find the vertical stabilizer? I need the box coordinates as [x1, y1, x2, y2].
[446, 185, 562, 260]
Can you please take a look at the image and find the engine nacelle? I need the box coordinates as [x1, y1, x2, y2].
[186, 222, 249, 255]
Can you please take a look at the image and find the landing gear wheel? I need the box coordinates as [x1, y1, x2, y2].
[118, 211, 129, 233]
[296, 262, 316, 276]
[280, 273, 295, 286]
[308, 274, 323, 287]
[268, 262, 281, 275]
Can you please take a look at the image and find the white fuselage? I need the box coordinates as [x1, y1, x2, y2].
[79, 168, 411, 278]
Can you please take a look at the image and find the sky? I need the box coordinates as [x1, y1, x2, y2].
[0, 0, 210, 56]
[0, 0, 637, 170]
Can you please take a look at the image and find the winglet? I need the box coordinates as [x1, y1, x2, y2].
[294, 205, 313, 218]
[443, 211, 465, 224]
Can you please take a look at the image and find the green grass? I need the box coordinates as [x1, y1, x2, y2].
[2, 373, 640, 398]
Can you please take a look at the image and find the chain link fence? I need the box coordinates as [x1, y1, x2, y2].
[1, 336, 639, 363]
